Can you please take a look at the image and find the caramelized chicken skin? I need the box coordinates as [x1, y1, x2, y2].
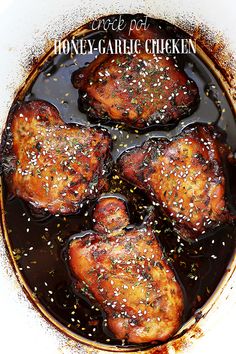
[2, 100, 112, 214]
[72, 51, 199, 129]
[118, 125, 231, 240]
[68, 196, 184, 343]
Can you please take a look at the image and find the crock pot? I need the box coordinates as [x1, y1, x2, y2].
[0, 0, 235, 353]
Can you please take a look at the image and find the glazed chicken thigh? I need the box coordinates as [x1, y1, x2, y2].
[68, 196, 184, 343]
[118, 125, 231, 240]
[2, 100, 112, 214]
[72, 52, 199, 129]
[72, 23, 199, 129]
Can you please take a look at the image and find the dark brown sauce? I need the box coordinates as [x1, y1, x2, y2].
[1, 14, 236, 348]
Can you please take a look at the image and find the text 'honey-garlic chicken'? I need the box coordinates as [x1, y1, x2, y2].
[68, 196, 184, 344]
[118, 125, 232, 240]
[72, 52, 199, 129]
[2, 100, 112, 214]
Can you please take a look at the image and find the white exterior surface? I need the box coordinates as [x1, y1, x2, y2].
[0, 0, 235, 353]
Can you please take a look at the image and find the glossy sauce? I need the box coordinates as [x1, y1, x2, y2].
[1, 15, 236, 348]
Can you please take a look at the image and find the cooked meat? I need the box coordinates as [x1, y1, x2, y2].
[72, 51, 199, 129]
[68, 196, 184, 343]
[118, 125, 231, 240]
[2, 100, 112, 214]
